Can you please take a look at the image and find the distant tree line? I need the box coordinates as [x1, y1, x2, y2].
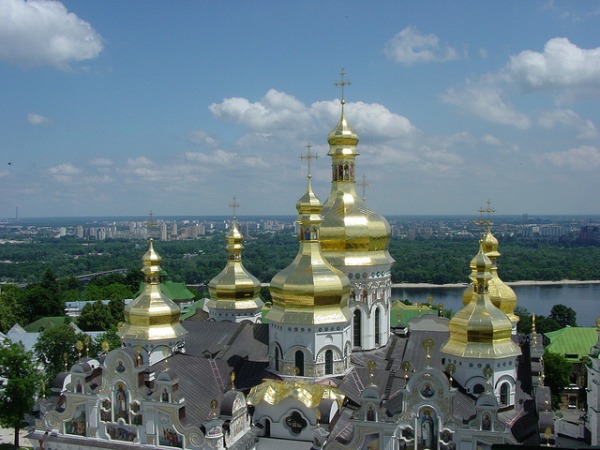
[1, 232, 599, 287]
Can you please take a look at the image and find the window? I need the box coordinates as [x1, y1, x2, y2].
[325, 350, 333, 375]
[353, 310, 362, 348]
[375, 308, 381, 345]
[295, 350, 304, 376]
[275, 347, 280, 372]
[500, 383, 509, 405]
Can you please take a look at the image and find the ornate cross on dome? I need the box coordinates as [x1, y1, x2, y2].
[335, 67, 351, 105]
[300, 143, 318, 178]
[147, 210, 155, 240]
[357, 174, 370, 202]
[229, 196, 240, 220]
[474, 200, 495, 234]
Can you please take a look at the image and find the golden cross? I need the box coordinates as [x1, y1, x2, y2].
[300, 143, 318, 177]
[480, 200, 495, 225]
[335, 67, 351, 105]
[229, 196, 240, 220]
[147, 210, 155, 239]
[357, 174, 370, 202]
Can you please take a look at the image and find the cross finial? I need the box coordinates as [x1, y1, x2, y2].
[300, 143, 318, 178]
[357, 174, 371, 202]
[229, 196, 240, 220]
[147, 210, 155, 240]
[335, 67, 351, 106]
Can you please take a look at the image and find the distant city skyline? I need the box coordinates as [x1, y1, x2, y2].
[1, 1, 599, 218]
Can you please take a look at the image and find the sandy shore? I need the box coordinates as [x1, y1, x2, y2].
[392, 280, 600, 288]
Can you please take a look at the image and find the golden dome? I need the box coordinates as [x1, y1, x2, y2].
[320, 103, 394, 269]
[266, 176, 352, 325]
[247, 379, 344, 409]
[207, 220, 263, 311]
[120, 239, 188, 342]
[462, 227, 518, 325]
[442, 245, 520, 359]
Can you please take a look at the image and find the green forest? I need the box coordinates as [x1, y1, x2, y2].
[1, 232, 599, 286]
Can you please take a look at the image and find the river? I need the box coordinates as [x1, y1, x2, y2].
[392, 283, 600, 327]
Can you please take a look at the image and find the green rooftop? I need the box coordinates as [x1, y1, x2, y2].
[24, 316, 73, 333]
[391, 301, 437, 327]
[544, 327, 597, 362]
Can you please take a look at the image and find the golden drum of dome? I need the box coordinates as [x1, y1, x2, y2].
[462, 229, 518, 324]
[442, 247, 520, 359]
[120, 240, 187, 341]
[266, 176, 352, 325]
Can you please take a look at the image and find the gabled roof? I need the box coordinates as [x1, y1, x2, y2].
[544, 327, 597, 361]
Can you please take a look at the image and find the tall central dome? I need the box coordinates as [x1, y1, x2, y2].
[319, 100, 394, 268]
[318, 70, 394, 351]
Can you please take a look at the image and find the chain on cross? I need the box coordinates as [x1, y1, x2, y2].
[147, 210, 156, 240]
[300, 143, 319, 178]
[229, 196, 240, 220]
[335, 67, 351, 105]
[357, 174, 371, 202]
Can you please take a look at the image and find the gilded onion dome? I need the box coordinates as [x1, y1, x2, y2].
[463, 226, 519, 325]
[207, 220, 263, 310]
[266, 175, 352, 325]
[120, 239, 188, 341]
[319, 100, 394, 268]
[442, 245, 520, 359]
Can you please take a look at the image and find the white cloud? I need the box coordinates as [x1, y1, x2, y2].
[187, 129, 219, 147]
[47, 162, 81, 183]
[89, 158, 113, 166]
[209, 89, 312, 133]
[508, 38, 600, 91]
[442, 82, 531, 129]
[538, 109, 597, 139]
[536, 145, 600, 171]
[185, 149, 237, 166]
[27, 112, 52, 125]
[383, 26, 459, 65]
[0, 0, 103, 69]
[482, 134, 502, 146]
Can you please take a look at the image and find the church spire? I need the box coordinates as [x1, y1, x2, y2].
[266, 147, 351, 325]
[120, 237, 187, 364]
[207, 197, 263, 323]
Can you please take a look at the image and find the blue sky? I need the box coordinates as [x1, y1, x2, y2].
[1, 1, 599, 218]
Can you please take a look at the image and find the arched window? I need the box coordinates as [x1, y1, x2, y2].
[353, 310, 362, 348]
[500, 382, 510, 405]
[325, 350, 333, 375]
[295, 350, 304, 376]
[275, 347, 280, 372]
[375, 308, 381, 345]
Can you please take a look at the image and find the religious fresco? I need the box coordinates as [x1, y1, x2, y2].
[114, 383, 129, 423]
[106, 423, 137, 442]
[418, 407, 437, 450]
[65, 403, 86, 436]
[159, 427, 184, 448]
[158, 413, 183, 448]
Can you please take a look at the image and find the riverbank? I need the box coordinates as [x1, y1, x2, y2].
[392, 280, 600, 288]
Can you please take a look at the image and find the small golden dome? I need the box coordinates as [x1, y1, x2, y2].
[442, 245, 520, 359]
[320, 105, 394, 269]
[120, 239, 187, 341]
[266, 176, 351, 325]
[463, 228, 518, 325]
[207, 220, 262, 310]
